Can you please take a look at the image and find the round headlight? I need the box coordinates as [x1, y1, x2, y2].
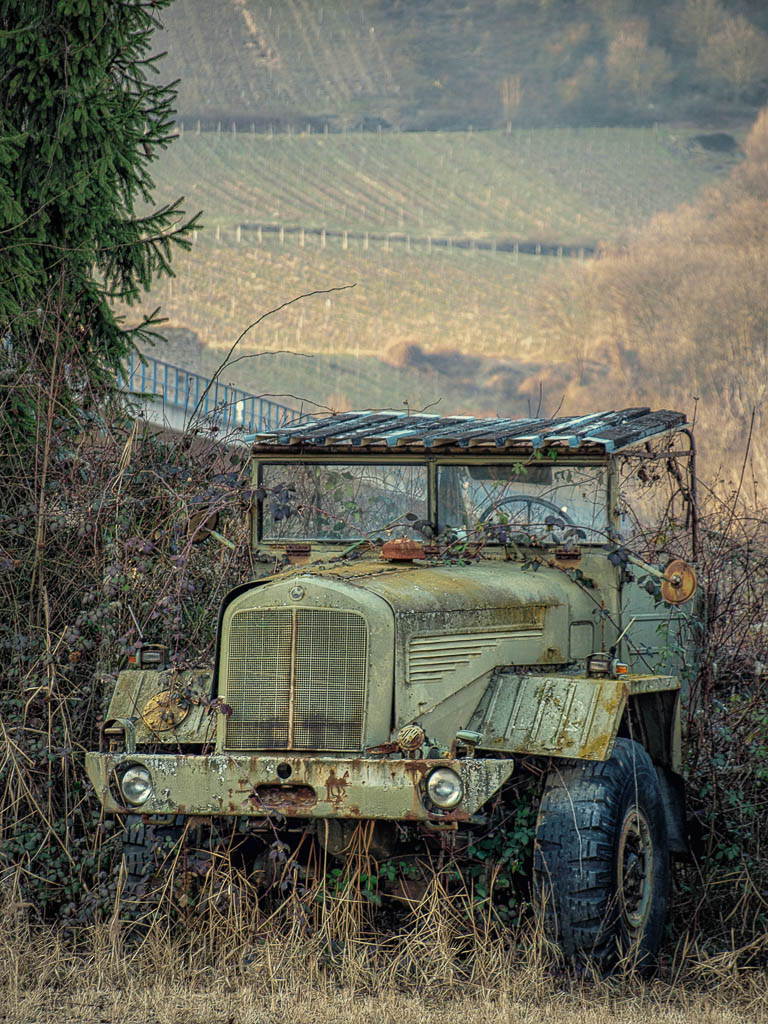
[120, 765, 153, 806]
[426, 767, 463, 810]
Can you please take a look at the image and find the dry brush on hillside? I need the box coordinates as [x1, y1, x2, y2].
[535, 107, 768, 485]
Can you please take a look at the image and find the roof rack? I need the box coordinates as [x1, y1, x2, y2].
[248, 408, 687, 456]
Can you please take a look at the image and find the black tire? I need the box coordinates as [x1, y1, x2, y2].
[534, 738, 670, 970]
[121, 814, 185, 897]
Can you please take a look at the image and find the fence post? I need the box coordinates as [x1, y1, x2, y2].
[257, 225, 262, 244]
[235, 225, 241, 243]
[279, 226, 285, 245]
[321, 228, 326, 249]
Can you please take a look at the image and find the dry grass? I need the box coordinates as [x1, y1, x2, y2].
[1, 862, 766, 1024]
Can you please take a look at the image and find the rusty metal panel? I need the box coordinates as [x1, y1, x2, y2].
[85, 752, 514, 822]
[408, 625, 545, 685]
[468, 671, 679, 761]
[105, 668, 214, 746]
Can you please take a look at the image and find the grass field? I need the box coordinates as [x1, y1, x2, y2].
[128, 231, 561, 413]
[156, 127, 729, 245]
[2, 881, 766, 1024]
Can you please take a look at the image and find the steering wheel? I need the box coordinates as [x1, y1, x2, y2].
[478, 494, 574, 533]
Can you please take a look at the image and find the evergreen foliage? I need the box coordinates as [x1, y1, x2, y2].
[0, 0, 199, 405]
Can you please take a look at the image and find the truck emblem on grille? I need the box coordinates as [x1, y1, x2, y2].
[289, 584, 305, 600]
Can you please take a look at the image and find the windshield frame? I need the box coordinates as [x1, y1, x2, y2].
[252, 455, 615, 547]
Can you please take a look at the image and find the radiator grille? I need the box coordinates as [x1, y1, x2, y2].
[224, 607, 368, 751]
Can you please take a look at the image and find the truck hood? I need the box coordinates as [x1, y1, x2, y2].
[262, 557, 576, 617]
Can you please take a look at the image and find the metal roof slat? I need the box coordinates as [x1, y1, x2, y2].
[533, 411, 613, 447]
[583, 411, 686, 452]
[290, 411, 374, 437]
[482, 416, 575, 450]
[393, 415, 475, 442]
[419, 418, 518, 447]
[459, 418, 547, 447]
[253, 411, 368, 445]
[339, 413, 442, 446]
[309, 412, 410, 446]
[565, 408, 652, 448]
[383, 416, 473, 446]
[346, 414, 440, 446]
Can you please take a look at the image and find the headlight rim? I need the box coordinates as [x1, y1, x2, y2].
[425, 766, 464, 811]
[120, 764, 153, 807]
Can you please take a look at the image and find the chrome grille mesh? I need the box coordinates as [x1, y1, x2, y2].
[224, 607, 368, 751]
[294, 610, 367, 750]
[225, 609, 293, 749]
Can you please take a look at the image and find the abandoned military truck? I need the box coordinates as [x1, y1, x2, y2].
[86, 408, 699, 966]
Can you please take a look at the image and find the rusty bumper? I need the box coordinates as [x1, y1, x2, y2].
[85, 752, 514, 822]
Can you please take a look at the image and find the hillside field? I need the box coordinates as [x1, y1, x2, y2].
[130, 126, 731, 414]
[154, 126, 730, 244]
[153, 0, 768, 129]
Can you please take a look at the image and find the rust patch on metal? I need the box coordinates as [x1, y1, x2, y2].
[325, 769, 350, 806]
[551, 546, 582, 568]
[141, 690, 193, 732]
[285, 543, 311, 565]
[365, 742, 399, 755]
[404, 760, 431, 782]
[252, 784, 317, 811]
[442, 808, 471, 822]
[381, 538, 426, 562]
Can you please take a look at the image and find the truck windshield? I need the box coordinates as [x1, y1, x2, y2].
[260, 463, 428, 541]
[438, 463, 608, 541]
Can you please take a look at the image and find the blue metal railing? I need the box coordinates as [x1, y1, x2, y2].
[119, 352, 304, 433]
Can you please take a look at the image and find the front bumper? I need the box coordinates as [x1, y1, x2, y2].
[85, 752, 514, 823]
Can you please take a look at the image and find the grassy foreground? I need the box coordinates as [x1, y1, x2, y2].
[1, 869, 766, 1024]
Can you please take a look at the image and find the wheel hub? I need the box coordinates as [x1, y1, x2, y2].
[618, 807, 654, 932]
